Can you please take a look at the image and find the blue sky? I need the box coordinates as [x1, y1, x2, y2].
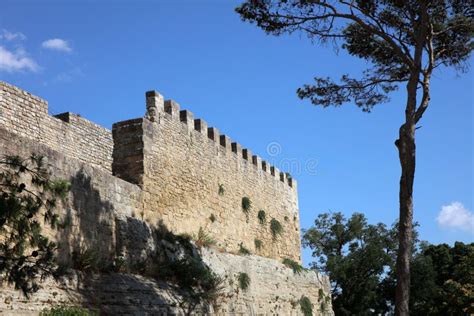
[1, 0, 472, 265]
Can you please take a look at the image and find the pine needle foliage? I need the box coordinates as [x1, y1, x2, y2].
[0, 154, 70, 296]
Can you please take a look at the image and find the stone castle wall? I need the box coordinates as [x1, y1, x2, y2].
[112, 91, 301, 262]
[0, 81, 113, 172]
[0, 124, 332, 315]
[0, 81, 301, 262]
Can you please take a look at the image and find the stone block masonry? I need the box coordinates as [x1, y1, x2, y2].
[0, 81, 113, 172]
[114, 90, 301, 262]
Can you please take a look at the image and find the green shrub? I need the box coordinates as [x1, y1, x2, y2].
[218, 184, 225, 196]
[194, 227, 216, 248]
[299, 296, 313, 316]
[254, 239, 263, 251]
[40, 306, 98, 316]
[270, 218, 283, 239]
[72, 246, 103, 273]
[241, 197, 251, 214]
[239, 243, 251, 255]
[282, 258, 304, 274]
[257, 210, 266, 224]
[150, 222, 224, 305]
[238, 272, 250, 291]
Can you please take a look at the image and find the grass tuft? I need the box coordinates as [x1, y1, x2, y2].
[282, 258, 304, 274]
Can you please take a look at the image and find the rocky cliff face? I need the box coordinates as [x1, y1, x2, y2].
[0, 249, 332, 315]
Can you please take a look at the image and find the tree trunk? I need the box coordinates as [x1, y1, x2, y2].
[394, 78, 418, 316]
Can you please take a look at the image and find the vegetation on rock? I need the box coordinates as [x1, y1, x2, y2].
[239, 243, 251, 255]
[194, 227, 216, 248]
[282, 258, 303, 274]
[257, 209, 266, 224]
[299, 295, 313, 316]
[150, 222, 224, 309]
[241, 197, 251, 215]
[270, 218, 283, 240]
[40, 306, 98, 316]
[237, 272, 250, 291]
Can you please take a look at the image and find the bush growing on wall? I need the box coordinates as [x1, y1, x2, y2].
[299, 295, 313, 316]
[241, 197, 251, 215]
[238, 272, 250, 291]
[270, 218, 283, 240]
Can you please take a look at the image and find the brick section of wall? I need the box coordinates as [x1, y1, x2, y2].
[0, 81, 113, 172]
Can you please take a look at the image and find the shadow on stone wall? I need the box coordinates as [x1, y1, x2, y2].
[54, 169, 221, 315]
[56, 168, 115, 267]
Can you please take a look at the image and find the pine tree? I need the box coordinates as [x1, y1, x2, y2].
[0, 154, 69, 296]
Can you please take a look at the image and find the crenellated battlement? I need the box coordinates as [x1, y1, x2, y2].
[142, 89, 295, 188]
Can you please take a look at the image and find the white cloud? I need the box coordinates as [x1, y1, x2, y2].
[0, 46, 39, 72]
[0, 29, 26, 41]
[41, 38, 72, 53]
[436, 202, 474, 233]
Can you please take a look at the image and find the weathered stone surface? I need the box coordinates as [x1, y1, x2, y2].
[0, 81, 113, 172]
[0, 251, 333, 316]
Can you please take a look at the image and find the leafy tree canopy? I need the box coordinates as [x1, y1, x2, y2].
[303, 212, 473, 315]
